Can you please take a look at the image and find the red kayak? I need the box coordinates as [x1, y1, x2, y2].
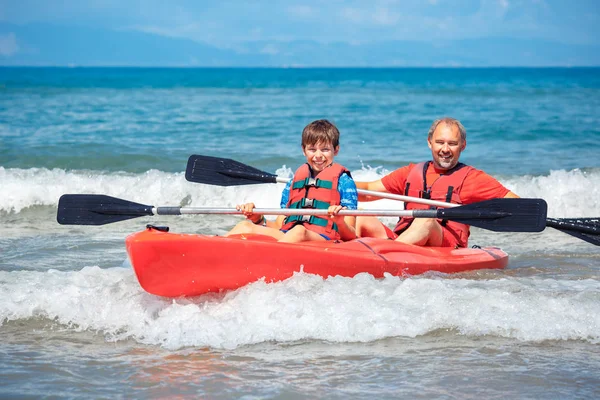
[126, 225, 508, 297]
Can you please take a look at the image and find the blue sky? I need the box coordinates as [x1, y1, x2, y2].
[1, 0, 599, 66]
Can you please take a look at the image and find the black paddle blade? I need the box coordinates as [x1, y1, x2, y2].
[437, 198, 548, 232]
[57, 194, 154, 225]
[553, 229, 600, 246]
[546, 218, 600, 246]
[186, 155, 278, 186]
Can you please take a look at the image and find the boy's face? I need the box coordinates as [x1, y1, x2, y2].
[302, 140, 339, 173]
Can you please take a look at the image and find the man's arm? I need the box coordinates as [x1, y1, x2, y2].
[461, 169, 520, 203]
[355, 179, 389, 201]
[356, 164, 412, 202]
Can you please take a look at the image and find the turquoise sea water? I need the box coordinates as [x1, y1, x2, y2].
[1, 67, 600, 398]
[2, 67, 599, 175]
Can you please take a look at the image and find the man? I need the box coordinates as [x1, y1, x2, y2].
[355, 117, 519, 248]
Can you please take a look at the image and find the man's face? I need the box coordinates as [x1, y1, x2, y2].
[428, 123, 466, 170]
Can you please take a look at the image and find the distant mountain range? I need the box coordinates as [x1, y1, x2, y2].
[1, 22, 598, 67]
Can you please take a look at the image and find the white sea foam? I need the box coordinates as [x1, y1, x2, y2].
[0, 267, 599, 350]
[1, 166, 598, 218]
[504, 169, 600, 218]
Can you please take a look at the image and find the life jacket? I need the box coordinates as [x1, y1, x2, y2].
[281, 163, 351, 240]
[393, 161, 473, 247]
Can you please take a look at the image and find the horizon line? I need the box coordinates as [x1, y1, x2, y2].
[1, 65, 599, 69]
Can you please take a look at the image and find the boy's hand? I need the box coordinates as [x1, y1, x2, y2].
[235, 202, 262, 223]
[328, 205, 356, 240]
[327, 205, 346, 223]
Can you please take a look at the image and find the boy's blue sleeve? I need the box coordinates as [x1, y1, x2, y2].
[280, 180, 292, 208]
[338, 173, 358, 210]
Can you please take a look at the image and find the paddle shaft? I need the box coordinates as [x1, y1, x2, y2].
[269, 177, 455, 208]
[269, 187, 599, 235]
[277, 175, 600, 233]
[357, 187, 600, 236]
[152, 207, 488, 218]
[187, 155, 454, 208]
[57, 194, 547, 232]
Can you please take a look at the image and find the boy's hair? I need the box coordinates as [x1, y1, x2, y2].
[301, 119, 340, 148]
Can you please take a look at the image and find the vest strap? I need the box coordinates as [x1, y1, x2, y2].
[292, 177, 333, 190]
[445, 186, 454, 203]
[289, 198, 330, 209]
[284, 215, 339, 232]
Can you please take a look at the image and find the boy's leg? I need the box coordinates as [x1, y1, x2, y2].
[279, 225, 327, 243]
[225, 220, 286, 240]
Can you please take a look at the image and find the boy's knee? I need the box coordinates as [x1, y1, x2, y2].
[286, 225, 308, 239]
[234, 220, 253, 229]
[238, 220, 260, 233]
[290, 225, 307, 234]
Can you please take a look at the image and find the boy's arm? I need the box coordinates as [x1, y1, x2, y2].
[336, 214, 357, 241]
[335, 173, 358, 240]
[327, 204, 356, 241]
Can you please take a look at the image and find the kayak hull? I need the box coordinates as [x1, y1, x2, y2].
[126, 227, 508, 297]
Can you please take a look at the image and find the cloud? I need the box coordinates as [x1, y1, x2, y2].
[1, 0, 598, 47]
[339, 6, 400, 26]
[287, 5, 314, 18]
[339, 7, 364, 24]
[0, 33, 19, 56]
[260, 44, 279, 55]
[372, 8, 401, 25]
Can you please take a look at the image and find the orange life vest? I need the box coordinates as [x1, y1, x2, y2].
[393, 161, 473, 247]
[281, 163, 350, 240]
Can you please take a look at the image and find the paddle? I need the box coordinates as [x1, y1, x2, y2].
[184, 155, 600, 246]
[545, 218, 600, 246]
[57, 194, 547, 232]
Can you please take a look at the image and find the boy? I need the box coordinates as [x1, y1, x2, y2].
[224, 119, 358, 243]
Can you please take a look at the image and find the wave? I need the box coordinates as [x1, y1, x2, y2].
[1, 166, 599, 218]
[1, 267, 599, 350]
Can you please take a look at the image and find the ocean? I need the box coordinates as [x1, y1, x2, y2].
[1, 67, 599, 398]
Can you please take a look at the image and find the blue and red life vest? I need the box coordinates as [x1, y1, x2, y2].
[281, 163, 350, 240]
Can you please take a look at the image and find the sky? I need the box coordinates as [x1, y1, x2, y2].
[0, 0, 598, 65]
